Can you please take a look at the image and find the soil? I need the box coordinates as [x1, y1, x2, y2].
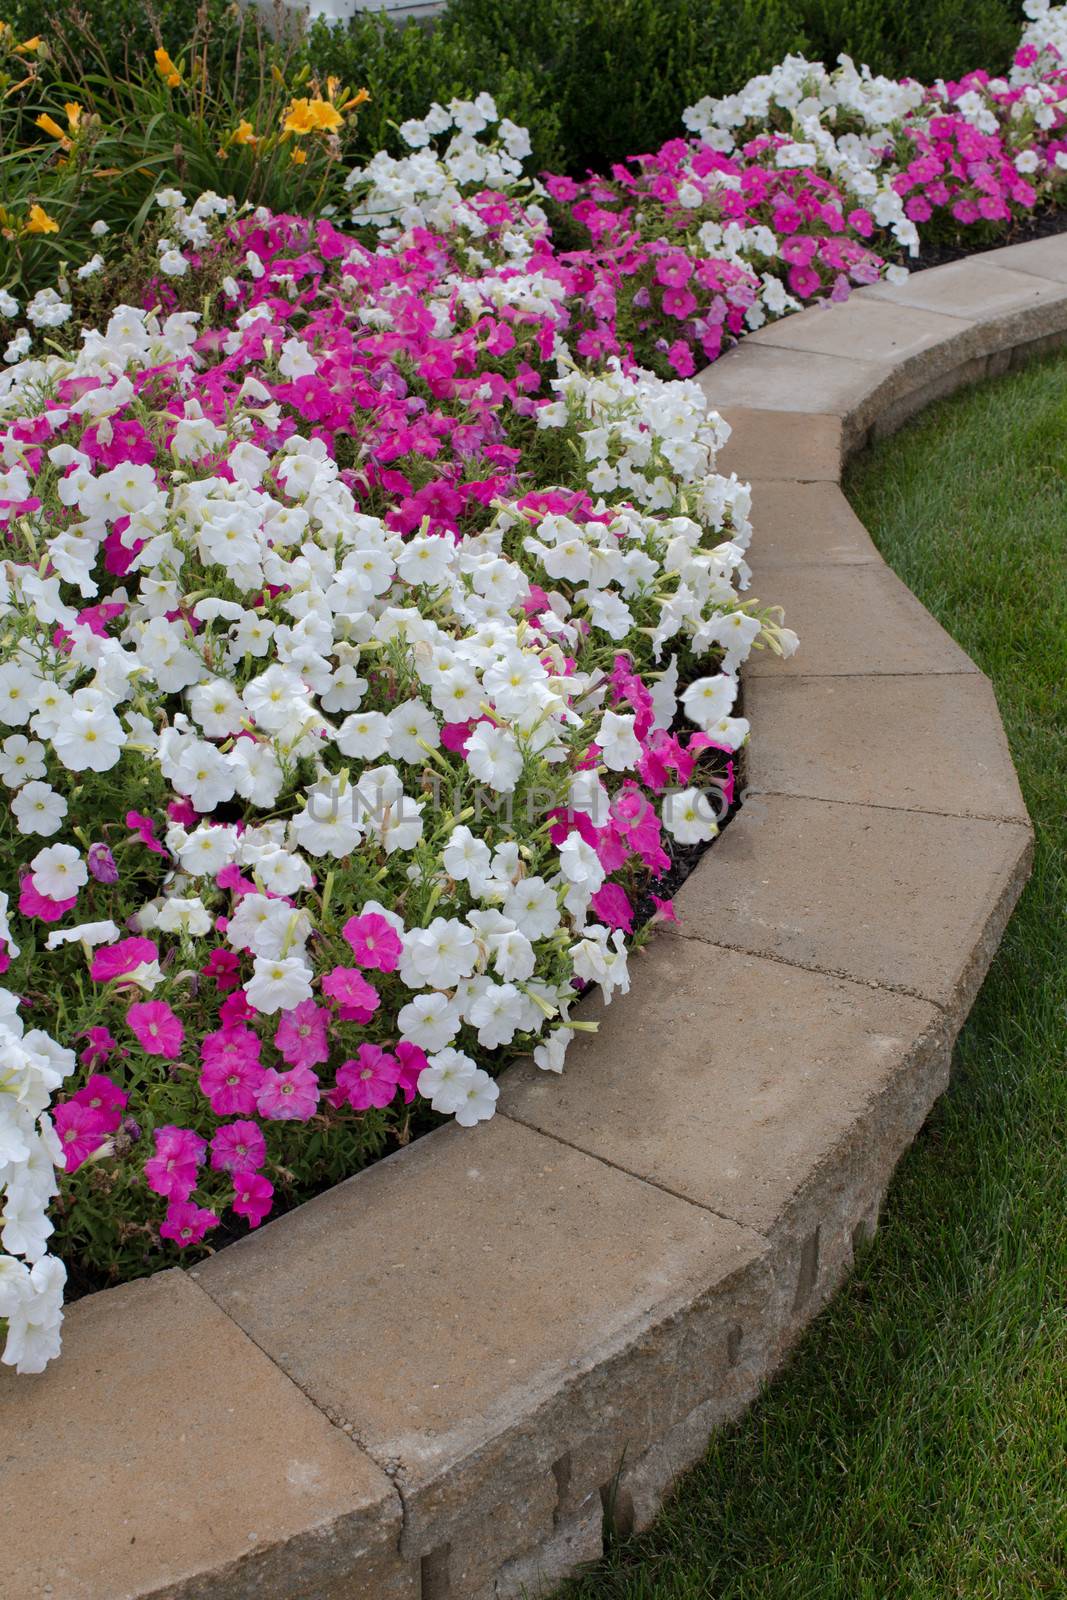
[904, 204, 1067, 273]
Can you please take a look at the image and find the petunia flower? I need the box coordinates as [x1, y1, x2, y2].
[52, 1100, 109, 1173]
[210, 1120, 267, 1175]
[255, 1064, 321, 1122]
[274, 998, 329, 1068]
[321, 966, 380, 1023]
[144, 1126, 206, 1201]
[330, 1045, 401, 1111]
[232, 1172, 274, 1229]
[341, 912, 403, 974]
[126, 1000, 184, 1060]
[91, 937, 159, 984]
[160, 1201, 218, 1248]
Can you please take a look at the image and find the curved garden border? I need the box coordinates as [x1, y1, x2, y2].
[5, 236, 1061, 1600]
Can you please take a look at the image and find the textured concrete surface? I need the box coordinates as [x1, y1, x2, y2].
[865, 256, 1067, 320]
[9, 240, 1051, 1600]
[745, 562, 978, 677]
[744, 672, 1029, 822]
[666, 792, 1034, 1009]
[963, 234, 1067, 283]
[0, 1271, 408, 1600]
[746, 479, 881, 566]
[697, 342, 887, 414]
[500, 937, 948, 1238]
[194, 1118, 770, 1597]
[750, 296, 972, 365]
[714, 407, 844, 480]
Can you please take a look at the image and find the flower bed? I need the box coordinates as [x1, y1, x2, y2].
[3, 0, 1067, 1377]
[0, 132, 797, 1373]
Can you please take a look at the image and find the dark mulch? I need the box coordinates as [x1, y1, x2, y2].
[905, 204, 1067, 274]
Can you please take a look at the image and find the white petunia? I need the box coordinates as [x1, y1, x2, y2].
[442, 824, 493, 895]
[11, 782, 67, 838]
[397, 991, 462, 1052]
[30, 845, 87, 902]
[680, 673, 737, 731]
[598, 710, 642, 772]
[466, 722, 523, 792]
[663, 787, 719, 846]
[245, 955, 314, 1014]
[0, 735, 47, 788]
[417, 1047, 478, 1114]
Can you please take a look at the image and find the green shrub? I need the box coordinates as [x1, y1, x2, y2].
[305, 7, 565, 171]
[797, 0, 1023, 84]
[4, 0, 1033, 188]
[443, 0, 813, 172]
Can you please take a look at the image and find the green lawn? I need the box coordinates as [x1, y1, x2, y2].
[561, 354, 1067, 1600]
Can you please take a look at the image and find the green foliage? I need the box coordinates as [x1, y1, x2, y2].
[798, 0, 1023, 85]
[434, 0, 810, 173]
[5, 0, 237, 70]
[0, 7, 368, 298]
[306, 7, 566, 171]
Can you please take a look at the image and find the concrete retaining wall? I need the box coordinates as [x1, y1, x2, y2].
[5, 236, 1061, 1600]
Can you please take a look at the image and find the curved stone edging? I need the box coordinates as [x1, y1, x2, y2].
[4, 238, 1056, 1600]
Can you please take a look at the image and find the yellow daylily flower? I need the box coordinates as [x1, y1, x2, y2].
[282, 97, 316, 135]
[231, 119, 256, 146]
[291, 147, 307, 165]
[64, 101, 82, 132]
[35, 112, 70, 147]
[283, 95, 343, 136]
[308, 97, 343, 132]
[154, 47, 182, 88]
[25, 203, 59, 234]
[14, 35, 41, 54]
[343, 87, 371, 111]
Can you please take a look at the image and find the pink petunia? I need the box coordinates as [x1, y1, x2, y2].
[200, 1023, 262, 1071]
[218, 988, 257, 1027]
[52, 1099, 110, 1173]
[274, 998, 330, 1068]
[256, 1064, 321, 1122]
[661, 284, 698, 320]
[144, 1125, 206, 1201]
[667, 339, 696, 378]
[589, 882, 635, 934]
[201, 947, 242, 992]
[321, 966, 380, 1023]
[210, 1120, 267, 1174]
[127, 1000, 184, 1060]
[395, 1041, 429, 1106]
[787, 263, 821, 300]
[126, 810, 169, 857]
[75, 1073, 128, 1128]
[78, 1026, 119, 1070]
[19, 876, 76, 923]
[650, 894, 678, 924]
[91, 936, 158, 984]
[160, 1199, 218, 1248]
[342, 912, 402, 973]
[232, 1172, 274, 1229]
[329, 1044, 401, 1111]
[199, 1051, 264, 1117]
